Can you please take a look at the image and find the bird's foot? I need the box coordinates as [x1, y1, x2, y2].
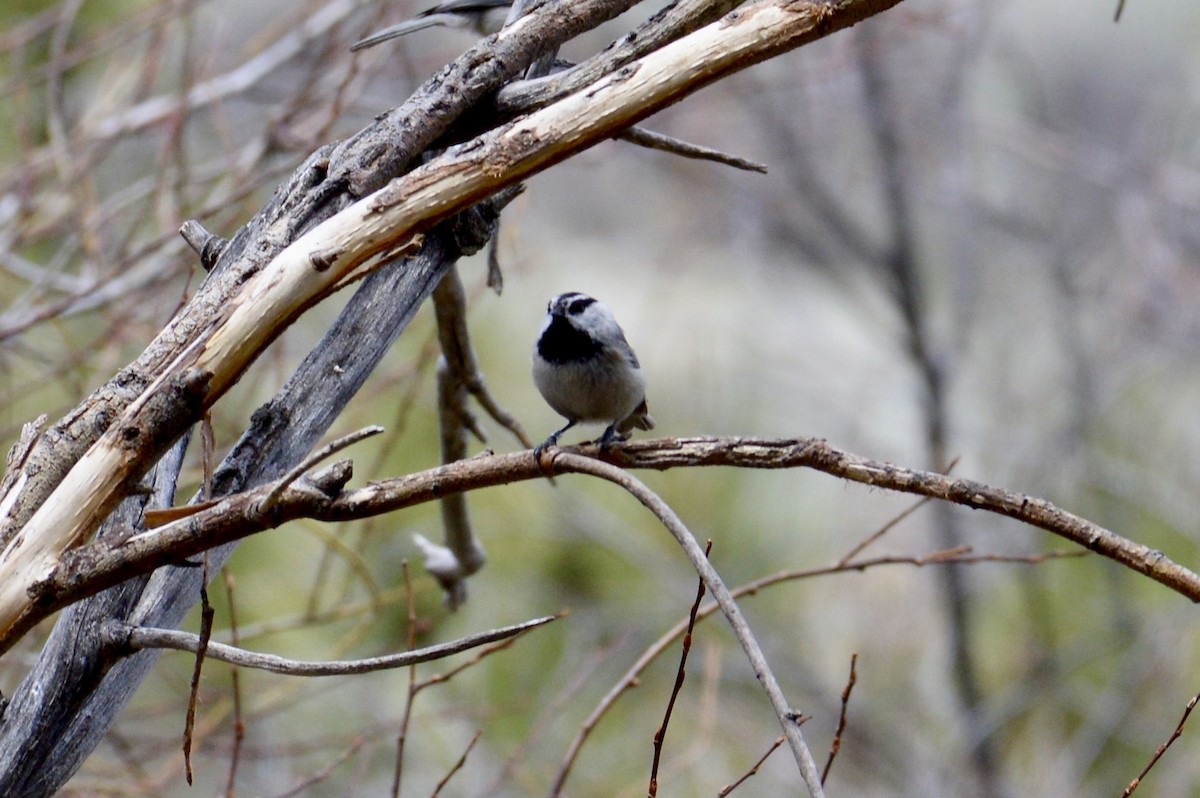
[533, 434, 559, 462]
[597, 424, 627, 453]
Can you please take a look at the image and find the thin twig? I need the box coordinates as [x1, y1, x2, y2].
[618, 126, 768, 173]
[550, 453, 827, 798]
[182, 560, 214, 786]
[413, 629, 537, 695]
[432, 266, 534, 448]
[547, 545, 1073, 796]
[649, 540, 711, 797]
[269, 736, 366, 798]
[1120, 691, 1200, 797]
[431, 730, 483, 798]
[837, 456, 959, 565]
[837, 495, 933, 566]
[222, 571, 244, 798]
[261, 425, 384, 510]
[821, 653, 857, 785]
[391, 561, 417, 798]
[718, 735, 786, 797]
[200, 413, 215, 500]
[116, 614, 560, 676]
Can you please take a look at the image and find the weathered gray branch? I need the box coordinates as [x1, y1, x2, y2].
[0, 2, 908, 794]
[111, 614, 558, 676]
[17, 435, 1196, 648]
[0, 0, 900, 643]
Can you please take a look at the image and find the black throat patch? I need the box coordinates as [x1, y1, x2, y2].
[538, 315, 602, 363]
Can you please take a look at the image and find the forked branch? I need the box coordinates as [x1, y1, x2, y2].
[6, 434, 1195, 657]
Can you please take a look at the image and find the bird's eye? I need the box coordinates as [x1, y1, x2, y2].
[568, 298, 591, 315]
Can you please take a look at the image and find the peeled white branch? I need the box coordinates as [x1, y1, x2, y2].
[0, 0, 901, 646]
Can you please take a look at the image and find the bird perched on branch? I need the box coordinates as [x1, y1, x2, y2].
[351, 0, 512, 50]
[532, 292, 654, 455]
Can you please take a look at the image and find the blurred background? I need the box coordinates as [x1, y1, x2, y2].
[2, 0, 1200, 795]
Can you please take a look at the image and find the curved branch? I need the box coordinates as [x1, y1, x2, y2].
[547, 452, 827, 798]
[109, 613, 559, 676]
[0, 0, 901, 644]
[14, 434, 1190, 654]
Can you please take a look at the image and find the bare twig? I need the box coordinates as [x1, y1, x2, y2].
[391, 561, 417, 798]
[261, 425, 384, 510]
[112, 614, 559, 676]
[549, 545, 1078, 795]
[222, 571, 244, 798]
[200, 414, 216, 501]
[836, 495, 932, 566]
[422, 265, 523, 606]
[431, 730, 482, 798]
[19, 435, 1194, 659]
[821, 653, 857, 785]
[718, 735, 786, 797]
[433, 267, 534, 448]
[182, 570, 214, 786]
[179, 220, 228, 273]
[649, 539, 712, 797]
[269, 738, 367, 798]
[618, 126, 768, 173]
[549, 453, 827, 798]
[413, 627, 540, 694]
[1120, 691, 1200, 797]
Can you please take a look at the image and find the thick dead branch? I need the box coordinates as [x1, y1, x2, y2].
[10, 434, 1187, 658]
[0, 0, 644, 564]
[0, 228, 459, 798]
[0, 0, 902, 645]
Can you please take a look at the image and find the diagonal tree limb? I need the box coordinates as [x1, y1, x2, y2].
[0, 224, 468, 798]
[18, 434, 1196, 660]
[548, 453, 828, 798]
[0, 0, 904, 643]
[0, 0, 647, 554]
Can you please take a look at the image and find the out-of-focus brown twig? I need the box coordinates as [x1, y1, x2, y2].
[821, 653, 857, 785]
[1120, 691, 1200, 797]
[431, 729, 482, 798]
[649, 539, 712, 797]
[182, 571, 214, 786]
[718, 735, 786, 797]
[270, 737, 367, 798]
[550, 544, 1081, 796]
[222, 571, 244, 798]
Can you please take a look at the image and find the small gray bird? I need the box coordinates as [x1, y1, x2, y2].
[350, 0, 512, 50]
[532, 292, 654, 454]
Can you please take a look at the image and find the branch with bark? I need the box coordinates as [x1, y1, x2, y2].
[0, 0, 901, 650]
[7, 434, 1193, 658]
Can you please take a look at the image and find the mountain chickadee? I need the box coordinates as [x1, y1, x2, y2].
[532, 292, 654, 454]
[350, 0, 512, 50]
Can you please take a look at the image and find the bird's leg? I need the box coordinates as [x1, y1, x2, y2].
[597, 422, 623, 452]
[534, 419, 575, 459]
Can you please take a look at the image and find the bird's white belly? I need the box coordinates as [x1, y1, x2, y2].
[532, 356, 645, 423]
